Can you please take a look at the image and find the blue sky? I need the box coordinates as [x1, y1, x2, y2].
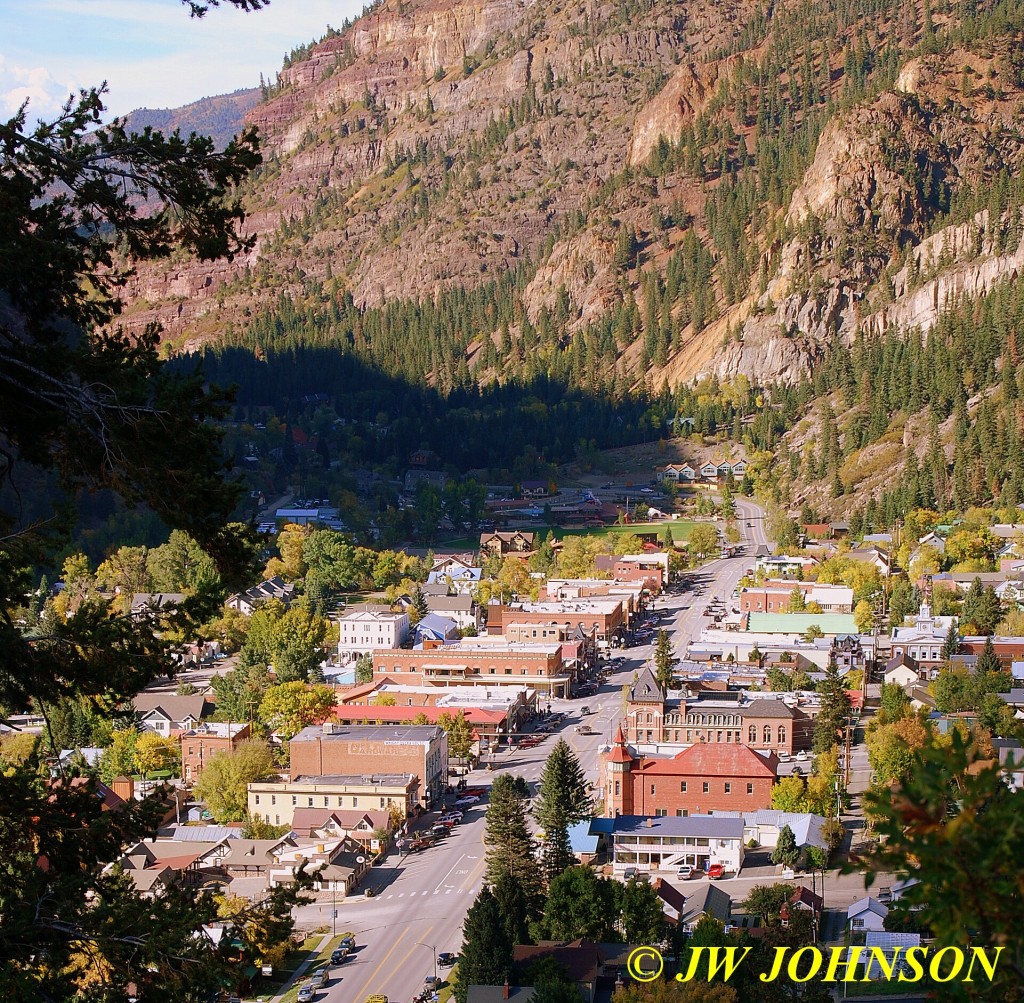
[2, 0, 366, 120]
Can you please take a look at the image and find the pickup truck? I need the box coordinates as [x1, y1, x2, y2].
[707, 864, 725, 879]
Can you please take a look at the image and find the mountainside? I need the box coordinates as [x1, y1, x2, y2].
[120, 87, 260, 150]
[116, 0, 1024, 399]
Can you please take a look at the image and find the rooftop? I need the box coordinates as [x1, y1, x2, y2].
[293, 723, 443, 744]
[746, 613, 859, 635]
[609, 814, 745, 839]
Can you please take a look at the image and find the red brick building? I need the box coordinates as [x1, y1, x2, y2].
[485, 599, 626, 643]
[179, 722, 251, 783]
[959, 636, 1024, 669]
[289, 722, 448, 804]
[602, 727, 777, 817]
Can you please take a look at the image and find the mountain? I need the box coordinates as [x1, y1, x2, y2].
[116, 0, 1024, 404]
[119, 87, 260, 150]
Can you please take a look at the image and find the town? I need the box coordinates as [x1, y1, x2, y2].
[6, 458, 1022, 1003]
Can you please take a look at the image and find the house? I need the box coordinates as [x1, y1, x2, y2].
[847, 545, 892, 575]
[131, 693, 213, 737]
[467, 988, 536, 1003]
[513, 940, 601, 1003]
[404, 469, 447, 492]
[337, 608, 410, 662]
[604, 813, 745, 875]
[730, 459, 748, 477]
[678, 884, 732, 933]
[890, 603, 956, 675]
[863, 932, 922, 980]
[115, 839, 223, 892]
[521, 480, 553, 497]
[789, 886, 823, 918]
[480, 531, 536, 558]
[753, 554, 819, 577]
[660, 463, 696, 483]
[130, 593, 185, 618]
[650, 877, 688, 925]
[847, 896, 889, 933]
[430, 553, 476, 577]
[268, 836, 371, 896]
[226, 575, 296, 616]
[409, 448, 441, 468]
[699, 461, 720, 481]
[179, 722, 251, 783]
[737, 811, 829, 853]
[426, 566, 483, 596]
[413, 613, 460, 645]
[883, 652, 921, 688]
[425, 594, 482, 631]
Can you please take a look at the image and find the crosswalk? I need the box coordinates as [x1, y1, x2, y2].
[380, 887, 479, 900]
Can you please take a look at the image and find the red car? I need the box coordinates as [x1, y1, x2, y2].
[706, 864, 725, 880]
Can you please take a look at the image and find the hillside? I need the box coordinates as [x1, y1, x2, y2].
[113, 0, 1024, 406]
[120, 87, 260, 150]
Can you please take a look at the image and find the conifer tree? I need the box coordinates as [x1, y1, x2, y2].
[454, 887, 513, 1003]
[484, 774, 542, 907]
[534, 739, 592, 882]
[813, 661, 851, 754]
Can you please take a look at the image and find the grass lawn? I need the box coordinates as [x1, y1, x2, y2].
[435, 963, 458, 1003]
[549, 521, 697, 545]
[255, 932, 355, 1003]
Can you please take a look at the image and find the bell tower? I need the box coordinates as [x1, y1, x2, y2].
[604, 725, 636, 816]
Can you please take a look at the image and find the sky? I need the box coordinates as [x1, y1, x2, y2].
[2, 0, 367, 121]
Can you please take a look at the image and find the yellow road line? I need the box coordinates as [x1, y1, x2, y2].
[351, 926, 412, 1002]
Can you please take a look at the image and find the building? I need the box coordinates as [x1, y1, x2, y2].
[753, 554, 819, 577]
[425, 594, 482, 631]
[480, 530, 535, 559]
[248, 773, 421, 827]
[739, 582, 854, 614]
[486, 598, 626, 643]
[179, 722, 252, 783]
[660, 463, 697, 483]
[890, 604, 956, 676]
[602, 727, 778, 817]
[847, 897, 889, 933]
[337, 608, 410, 661]
[290, 723, 447, 804]
[132, 693, 213, 737]
[959, 636, 1024, 669]
[413, 613, 460, 645]
[426, 565, 482, 595]
[603, 813, 745, 874]
[622, 668, 813, 754]
[372, 639, 571, 696]
[226, 575, 296, 616]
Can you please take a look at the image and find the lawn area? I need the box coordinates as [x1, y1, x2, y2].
[549, 521, 698, 545]
[435, 963, 458, 1003]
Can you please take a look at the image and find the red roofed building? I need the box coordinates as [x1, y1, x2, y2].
[328, 702, 506, 748]
[601, 731, 777, 817]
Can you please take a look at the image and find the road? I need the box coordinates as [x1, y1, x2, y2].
[294, 499, 888, 1003]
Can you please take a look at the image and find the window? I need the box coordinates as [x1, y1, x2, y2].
[702, 782, 709, 793]
[655, 808, 667, 817]
[352, 797, 357, 807]
[650, 784, 656, 795]
[272, 795, 277, 805]
[308, 797, 314, 807]
[380, 797, 386, 808]
[615, 781, 620, 796]
[724, 783, 731, 794]
[255, 794, 260, 805]
[292, 796, 297, 806]
[747, 783, 754, 795]
[680, 781, 687, 793]
[778, 725, 786, 744]
[748, 725, 756, 743]
[680, 809, 689, 817]
[188, 746, 194, 756]
[764, 725, 772, 743]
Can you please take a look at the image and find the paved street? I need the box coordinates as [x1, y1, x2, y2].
[287, 500, 890, 1003]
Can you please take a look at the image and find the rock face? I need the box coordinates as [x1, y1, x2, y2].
[705, 46, 1024, 385]
[115, 2, 1024, 394]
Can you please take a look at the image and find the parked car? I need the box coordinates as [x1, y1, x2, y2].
[623, 866, 637, 881]
[677, 864, 694, 879]
[795, 750, 809, 761]
[575, 725, 595, 735]
[707, 864, 725, 880]
[339, 936, 356, 951]
[581, 705, 592, 715]
[455, 796, 480, 806]
[309, 968, 330, 988]
[409, 837, 434, 851]
[331, 948, 350, 965]
[424, 976, 442, 989]
[297, 982, 316, 1003]
[438, 953, 458, 968]
[430, 825, 450, 838]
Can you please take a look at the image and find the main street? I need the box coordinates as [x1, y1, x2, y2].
[297, 499, 885, 1003]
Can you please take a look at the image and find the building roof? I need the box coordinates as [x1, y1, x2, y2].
[639, 743, 777, 779]
[427, 595, 476, 612]
[512, 940, 601, 984]
[746, 613, 859, 635]
[293, 723, 443, 744]
[131, 693, 212, 723]
[848, 896, 889, 920]
[629, 667, 664, 703]
[606, 725, 633, 763]
[415, 613, 460, 638]
[567, 819, 600, 855]
[329, 704, 506, 727]
[681, 885, 732, 928]
[741, 699, 799, 719]
[289, 808, 390, 835]
[467, 988, 536, 1003]
[790, 886, 823, 912]
[609, 814, 745, 839]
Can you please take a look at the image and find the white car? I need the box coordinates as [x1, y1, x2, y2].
[795, 750, 809, 762]
[455, 795, 480, 806]
[677, 864, 694, 879]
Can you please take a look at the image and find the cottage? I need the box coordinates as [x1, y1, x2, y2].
[847, 896, 889, 933]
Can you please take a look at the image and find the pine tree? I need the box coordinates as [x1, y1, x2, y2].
[813, 661, 851, 754]
[941, 622, 960, 662]
[653, 629, 677, 688]
[770, 824, 801, 868]
[620, 878, 666, 942]
[454, 887, 513, 1003]
[975, 636, 1002, 676]
[534, 739, 592, 882]
[484, 774, 542, 906]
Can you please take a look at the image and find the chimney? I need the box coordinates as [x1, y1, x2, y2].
[646, 817, 654, 828]
[503, 982, 510, 1000]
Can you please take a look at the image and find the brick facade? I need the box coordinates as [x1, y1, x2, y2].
[602, 733, 777, 817]
[180, 723, 251, 783]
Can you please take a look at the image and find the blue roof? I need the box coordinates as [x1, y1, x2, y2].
[610, 814, 744, 839]
[414, 613, 459, 639]
[589, 817, 616, 835]
[568, 820, 600, 854]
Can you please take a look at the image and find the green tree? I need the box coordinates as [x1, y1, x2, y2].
[689, 523, 720, 559]
[534, 738, 592, 881]
[270, 606, 328, 682]
[454, 887, 513, 1003]
[147, 530, 220, 594]
[867, 734, 1024, 999]
[853, 598, 874, 633]
[770, 824, 800, 868]
[620, 877, 666, 942]
[879, 681, 911, 723]
[210, 657, 273, 723]
[540, 865, 621, 941]
[258, 681, 336, 738]
[787, 586, 807, 613]
[438, 709, 475, 761]
[742, 883, 796, 924]
[975, 635, 1003, 676]
[194, 741, 278, 822]
[813, 661, 851, 753]
[653, 629, 676, 688]
[98, 729, 141, 783]
[409, 584, 429, 624]
[484, 774, 542, 908]
[770, 774, 808, 813]
[355, 652, 375, 683]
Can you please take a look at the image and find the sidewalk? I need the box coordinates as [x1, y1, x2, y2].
[268, 933, 332, 1000]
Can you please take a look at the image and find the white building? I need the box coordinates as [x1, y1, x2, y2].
[337, 608, 410, 661]
[847, 896, 889, 933]
[603, 813, 745, 875]
[890, 604, 956, 675]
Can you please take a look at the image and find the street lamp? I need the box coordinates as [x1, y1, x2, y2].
[417, 941, 437, 981]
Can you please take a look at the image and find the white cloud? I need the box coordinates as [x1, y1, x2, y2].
[0, 56, 80, 118]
